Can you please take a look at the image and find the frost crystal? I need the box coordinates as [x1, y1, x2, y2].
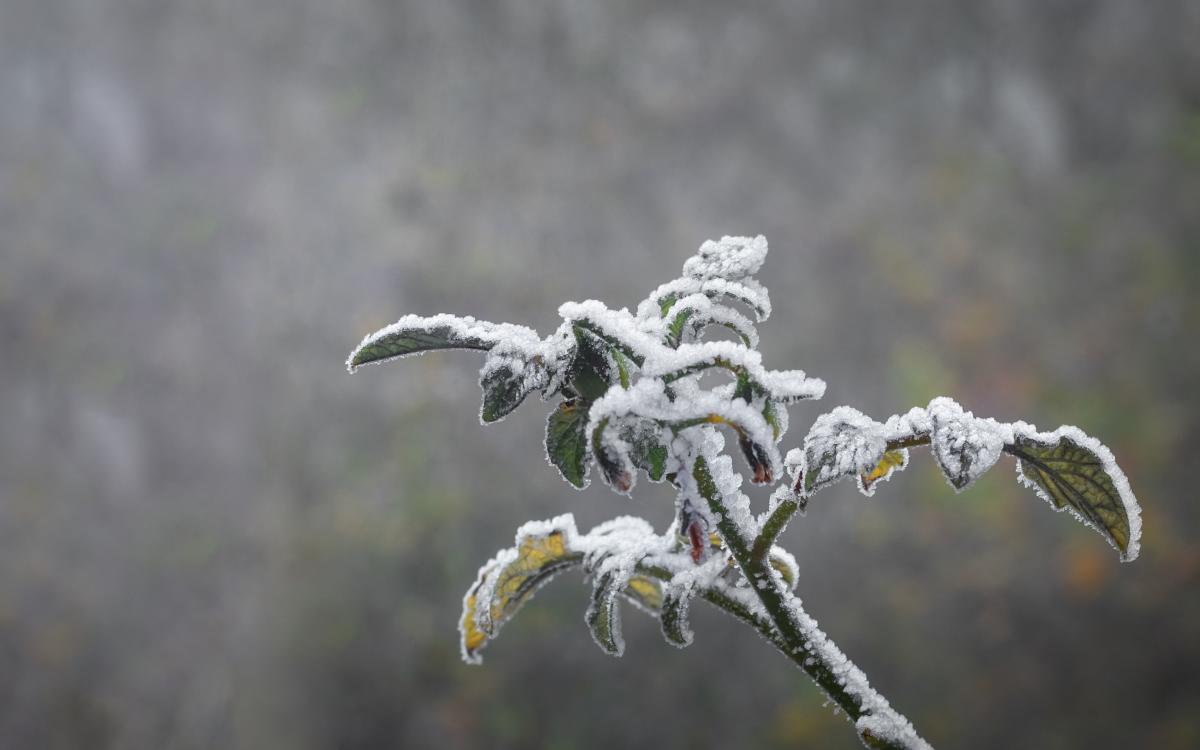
[681, 234, 769, 282]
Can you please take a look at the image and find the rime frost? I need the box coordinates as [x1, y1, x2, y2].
[794, 397, 1143, 561]
[352, 233, 1145, 750]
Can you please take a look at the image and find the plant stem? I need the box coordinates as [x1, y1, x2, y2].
[691, 456, 930, 750]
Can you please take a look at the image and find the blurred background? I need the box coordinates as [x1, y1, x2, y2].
[2, 1, 1198, 748]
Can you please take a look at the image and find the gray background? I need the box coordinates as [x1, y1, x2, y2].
[2, 1, 1198, 748]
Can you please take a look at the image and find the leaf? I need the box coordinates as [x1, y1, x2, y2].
[479, 360, 536, 423]
[660, 580, 696, 648]
[461, 524, 583, 663]
[626, 422, 670, 482]
[929, 399, 1005, 491]
[545, 400, 591, 488]
[858, 449, 909, 496]
[769, 547, 799, 590]
[1007, 430, 1141, 561]
[348, 314, 516, 371]
[793, 407, 888, 497]
[621, 574, 664, 614]
[590, 416, 638, 494]
[586, 568, 629, 656]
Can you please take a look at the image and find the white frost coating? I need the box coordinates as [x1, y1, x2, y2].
[798, 406, 888, 496]
[768, 545, 800, 591]
[637, 276, 773, 322]
[1009, 421, 1143, 562]
[681, 235, 769, 282]
[881, 406, 932, 443]
[797, 397, 1143, 562]
[857, 714, 933, 750]
[691, 435, 932, 750]
[640, 340, 824, 402]
[587, 380, 782, 485]
[348, 313, 549, 372]
[558, 300, 665, 361]
[661, 293, 761, 348]
[928, 397, 1011, 491]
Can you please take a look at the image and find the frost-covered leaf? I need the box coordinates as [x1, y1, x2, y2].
[641, 276, 773, 322]
[591, 417, 634, 493]
[586, 566, 631, 656]
[660, 578, 697, 648]
[625, 421, 670, 482]
[644, 341, 824, 404]
[545, 400, 591, 488]
[462, 518, 583, 663]
[479, 357, 541, 423]
[663, 293, 759, 349]
[928, 398, 1006, 491]
[1007, 427, 1142, 561]
[792, 407, 888, 497]
[858, 449, 909, 496]
[348, 314, 542, 371]
[793, 398, 1143, 562]
[681, 235, 769, 282]
[769, 546, 799, 591]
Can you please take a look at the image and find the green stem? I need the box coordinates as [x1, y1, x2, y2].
[691, 456, 927, 750]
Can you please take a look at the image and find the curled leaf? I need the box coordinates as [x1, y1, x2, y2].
[586, 567, 632, 656]
[660, 579, 697, 648]
[462, 519, 583, 663]
[348, 314, 541, 371]
[545, 400, 592, 488]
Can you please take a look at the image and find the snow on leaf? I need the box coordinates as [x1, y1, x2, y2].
[793, 406, 888, 497]
[1007, 425, 1142, 561]
[662, 293, 760, 349]
[347, 313, 543, 372]
[769, 546, 800, 591]
[638, 276, 773, 322]
[681, 235, 769, 282]
[643, 341, 824, 404]
[462, 516, 583, 664]
[545, 399, 592, 489]
[591, 417, 635, 494]
[794, 398, 1143, 562]
[589, 380, 783, 488]
[479, 354, 544, 423]
[625, 421, 670, 483]
[928, 397, 1007, 491]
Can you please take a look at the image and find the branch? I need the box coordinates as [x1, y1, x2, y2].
[692, 456, 931, 750]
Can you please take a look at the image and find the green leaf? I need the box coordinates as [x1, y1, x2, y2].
[592, 418, 634, 494]
[627, 424, 669, 482]
[585, 569, 627, 656]
[348, 316, 500, 371]
[660, 581, 696, 648]
[479, 362, 535, 423]
[1006, 432, 1140, 560]
[545, 400, 591, 488]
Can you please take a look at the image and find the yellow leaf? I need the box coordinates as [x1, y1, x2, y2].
[858, 449, 909, 496]
[460, 524, 583, 663]
[622, 574, 664, 613]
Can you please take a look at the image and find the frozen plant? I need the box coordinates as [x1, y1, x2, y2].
[347, 236, 1142, 750]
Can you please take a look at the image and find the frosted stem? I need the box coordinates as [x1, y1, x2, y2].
[692, 456, 931, 750]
